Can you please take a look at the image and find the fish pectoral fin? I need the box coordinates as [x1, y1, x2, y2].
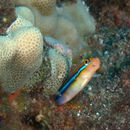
[93, 73, 101, 78]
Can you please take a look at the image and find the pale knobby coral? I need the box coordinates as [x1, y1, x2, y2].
[43, 36, 72, 95]
[15, 0, 56, 15]
[33, 8, 58, 36]
[58, 0, 96, 36]
[15, 6, 34, 24]
[14, 0, 81, 55]
[15, 0, 96, 56]
[24, 36, 72, 95]
[0, 15, 43, 93]
[15, 0, 58, 36]
[31, 0, 56, 16]
[6, 14, 33, 33]
[54, 15, 81, 55]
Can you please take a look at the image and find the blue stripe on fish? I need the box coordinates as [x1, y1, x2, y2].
[56, 60, 92, 100]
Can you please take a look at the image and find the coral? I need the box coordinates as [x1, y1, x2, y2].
[6, 14, 33, 33]
[34, 8, 58, 36]
[43, 49, 69, 95]
[24, 36, 72, 95]
[44, 36, 72, 64]
[15, 6, 34, 24]
[15, 0, 58, 36]
[0, 1, 130, 130]
[15, 0, 96, 56]
[54, 15, 81, 55]
[58, 0, 96, 36]
[31, 0, 56, 16]
[43, 36, 72, 95]
[56, 0, 96, 54]
[15, 0, 56, 16]
[4, 0, 95, 94]
[0, 16, 43, 93]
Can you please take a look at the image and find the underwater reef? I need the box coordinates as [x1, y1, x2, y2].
[0, 0, 130, 129]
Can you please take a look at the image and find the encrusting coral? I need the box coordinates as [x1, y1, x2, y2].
[0, 14, 43, 93]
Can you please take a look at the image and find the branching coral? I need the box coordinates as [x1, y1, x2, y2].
[0, 15, 43, 93]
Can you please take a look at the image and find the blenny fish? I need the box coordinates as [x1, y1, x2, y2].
[56, 58, 100, 105]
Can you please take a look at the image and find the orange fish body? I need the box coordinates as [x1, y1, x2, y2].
[56, 58, 100, 105]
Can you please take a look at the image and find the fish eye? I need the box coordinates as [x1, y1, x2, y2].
[84, 59, 89, 64]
